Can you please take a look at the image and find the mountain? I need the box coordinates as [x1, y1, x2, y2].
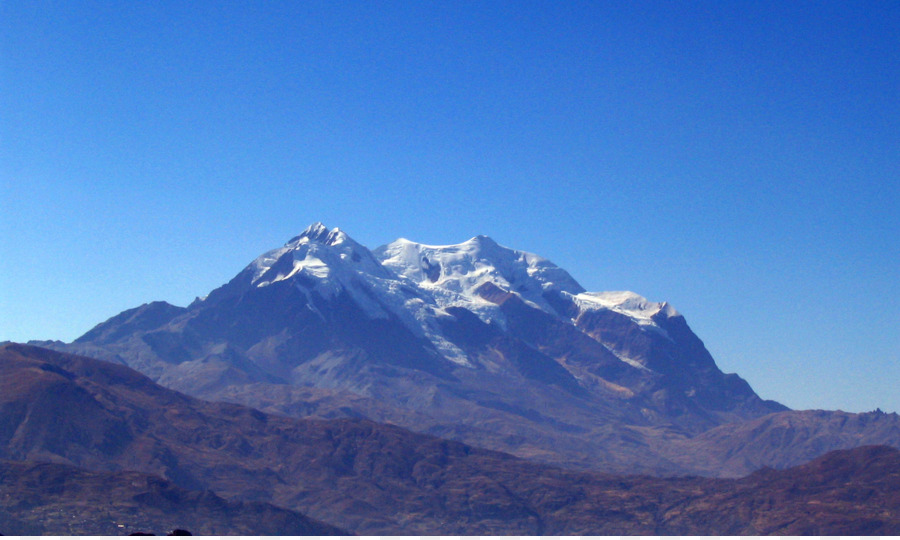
[34, 223, 895, 475]
[2, 344, 899, 535]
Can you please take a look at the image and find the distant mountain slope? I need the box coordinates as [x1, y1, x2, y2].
[673, 408, 900, 477]
[40, 223, 787, 475]
[2, 344, 899, 535]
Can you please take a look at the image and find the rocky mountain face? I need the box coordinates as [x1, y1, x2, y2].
[39, 223, 799, 475]
[2, 344, 899, 535]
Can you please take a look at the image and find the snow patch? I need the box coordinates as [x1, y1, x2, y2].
[573, 291, 677, 339]
[574, 291, 679, 319]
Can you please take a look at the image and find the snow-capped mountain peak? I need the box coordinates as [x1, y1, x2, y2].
[287, 221, 331, 244]
[249, 223, 390, 289]
[286, 222, 358, 251]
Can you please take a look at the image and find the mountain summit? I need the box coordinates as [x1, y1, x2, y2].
[51, 224, 786, 474]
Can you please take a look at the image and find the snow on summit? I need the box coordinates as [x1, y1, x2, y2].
[249, 222, 389, 287]
[240, 223, 679, 364]
[374, 235, 585, 321]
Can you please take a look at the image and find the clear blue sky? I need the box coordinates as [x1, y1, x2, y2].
[2, 1, 898, 413]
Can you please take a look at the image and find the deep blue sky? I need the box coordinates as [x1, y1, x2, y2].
[2, 1, 898, 413]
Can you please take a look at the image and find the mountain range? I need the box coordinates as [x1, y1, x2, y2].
[32, 223, 900, 476]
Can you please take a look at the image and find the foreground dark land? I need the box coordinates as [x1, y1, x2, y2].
[1, 344, 898, 535]
[0, 460, 346, 535]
